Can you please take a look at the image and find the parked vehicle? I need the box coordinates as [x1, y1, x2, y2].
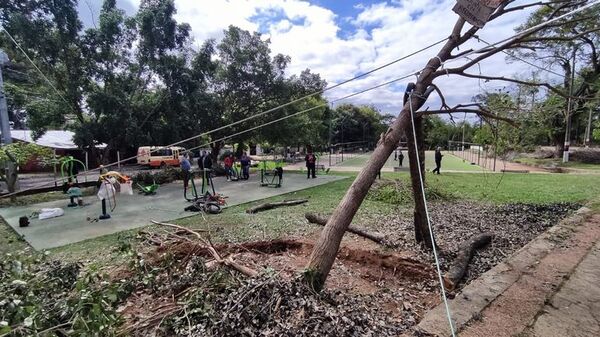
[137, 146, 185, 168]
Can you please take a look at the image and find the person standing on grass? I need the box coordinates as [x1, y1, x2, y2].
[240, 152, 251, 180]
[305, 150, 316, 179]
[180, 153, 192, 189]
[432, 147, 443, 174]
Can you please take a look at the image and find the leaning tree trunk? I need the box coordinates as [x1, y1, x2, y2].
[405, 116, 435, 248]
[305, 17, 470, 291]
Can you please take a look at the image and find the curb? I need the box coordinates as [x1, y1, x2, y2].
[415, 206, 592, 337]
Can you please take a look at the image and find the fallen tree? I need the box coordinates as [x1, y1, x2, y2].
[246, 199, 308, 214]
[443, 232, 494, 291]
[305, 0, 589, 290]
[304, 212, 394, 247]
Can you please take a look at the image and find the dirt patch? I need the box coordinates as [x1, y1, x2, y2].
[118, 235, 438, 336]
[357, 201, 580, 289]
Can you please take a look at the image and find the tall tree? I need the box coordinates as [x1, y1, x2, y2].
[512, 1, 600, 155]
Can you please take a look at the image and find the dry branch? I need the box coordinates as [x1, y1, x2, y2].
[246, 199, 308, 214]
[304, 212, 394, 247]
[443, 232, 494, 291]
[150, 220, 258, 277]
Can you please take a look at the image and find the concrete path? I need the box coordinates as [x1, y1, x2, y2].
[414, 208, 600, 337]
[0, 173, 345, 250]
[525, 242, 600, 337]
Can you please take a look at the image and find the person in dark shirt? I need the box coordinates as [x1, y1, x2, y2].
[432, 147, 443, 174]
[240, 152, 251, 180]
[198, 151, 205, 170]
[180, 153, 192, 189]
[305, 151, 316, 179]
[398, 150, 404, 167]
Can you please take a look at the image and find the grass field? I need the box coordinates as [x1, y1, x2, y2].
[336, 151, 482, 171]
[3, 170, 600, 263]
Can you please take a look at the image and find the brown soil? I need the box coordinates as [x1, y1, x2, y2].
[135, 233, 439, 321]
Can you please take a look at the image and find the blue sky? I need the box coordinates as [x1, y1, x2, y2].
[78, 1, 558, 116]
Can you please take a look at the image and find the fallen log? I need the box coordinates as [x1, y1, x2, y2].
[246, 199, 308, 214]
[443, 232, 494, 291]
[151, 220, 258, 277]
[304, 212, 393, 247]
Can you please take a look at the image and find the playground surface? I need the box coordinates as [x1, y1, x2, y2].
[0, 173, 345, 250]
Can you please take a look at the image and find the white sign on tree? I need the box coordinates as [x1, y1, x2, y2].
[453, 0, 503, 28]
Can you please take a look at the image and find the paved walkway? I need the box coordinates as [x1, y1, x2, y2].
[526, 242, 600, 337]
[0, 173, 345, 250]
[415, 208, 600, 337]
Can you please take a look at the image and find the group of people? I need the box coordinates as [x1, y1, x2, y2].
[179, 150, 252, 190]
[222, 152, 251, 181]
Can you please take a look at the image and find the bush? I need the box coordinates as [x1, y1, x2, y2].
[131, 167, 185, 185]
[570, 149, 600, 164]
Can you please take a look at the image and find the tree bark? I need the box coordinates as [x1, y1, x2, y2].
[405, 116, 434, 248]
[246, 199, 308, 214]
[304, 17, 469, 291]
[443, 232, 493, 291]
[304, 212, 391, 247]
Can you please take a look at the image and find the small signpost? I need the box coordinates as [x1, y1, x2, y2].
[453, 0, 503, 28]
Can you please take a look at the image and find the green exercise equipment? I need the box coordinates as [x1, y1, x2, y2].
[60, 156, 87, 183]
[137, 180, 159, 195]
[260, 160, 283, 188]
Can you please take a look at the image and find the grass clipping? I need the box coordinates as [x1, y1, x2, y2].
[367, 178, 453, 205]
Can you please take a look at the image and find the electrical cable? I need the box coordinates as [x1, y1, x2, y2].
[445, 0, 600, 67]
[0, 71, 417, 198]
[3, 1, 598, 198]
[408, 91, 456, 336]
[184, 73, 417, 154]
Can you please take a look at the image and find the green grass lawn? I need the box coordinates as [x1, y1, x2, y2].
[336, 151, 482, 171]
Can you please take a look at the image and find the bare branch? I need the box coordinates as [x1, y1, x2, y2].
[428, 83, 451, 110]
[419, 104, 517, 127]
[450, 71, 567, 97]
[520, 27, 600, 43]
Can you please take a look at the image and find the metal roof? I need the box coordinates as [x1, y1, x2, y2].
[9, 130, 106, 149]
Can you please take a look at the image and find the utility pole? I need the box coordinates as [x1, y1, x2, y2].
[0, 49, 12, 145]
[563, 47, 577, 163]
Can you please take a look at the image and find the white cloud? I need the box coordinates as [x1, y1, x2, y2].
[124, 0, 561, 115]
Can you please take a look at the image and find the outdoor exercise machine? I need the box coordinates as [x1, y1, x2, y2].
[137, 179, 159, 195]
[60, 156, 87, 184]
[259, 160, 283, 188]
[97, 171, 132, 220]
[183, 169, 223, 213]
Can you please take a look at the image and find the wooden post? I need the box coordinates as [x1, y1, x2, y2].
[53, 149, 57, 187]
[84, 151, 88, 182]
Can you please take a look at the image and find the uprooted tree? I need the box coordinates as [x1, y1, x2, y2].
[305, 0, 597, 290]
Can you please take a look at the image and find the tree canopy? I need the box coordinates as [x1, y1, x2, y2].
[0, 0, 332, 163]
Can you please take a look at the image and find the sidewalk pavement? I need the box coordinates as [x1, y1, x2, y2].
[414, 207, 600, 337]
